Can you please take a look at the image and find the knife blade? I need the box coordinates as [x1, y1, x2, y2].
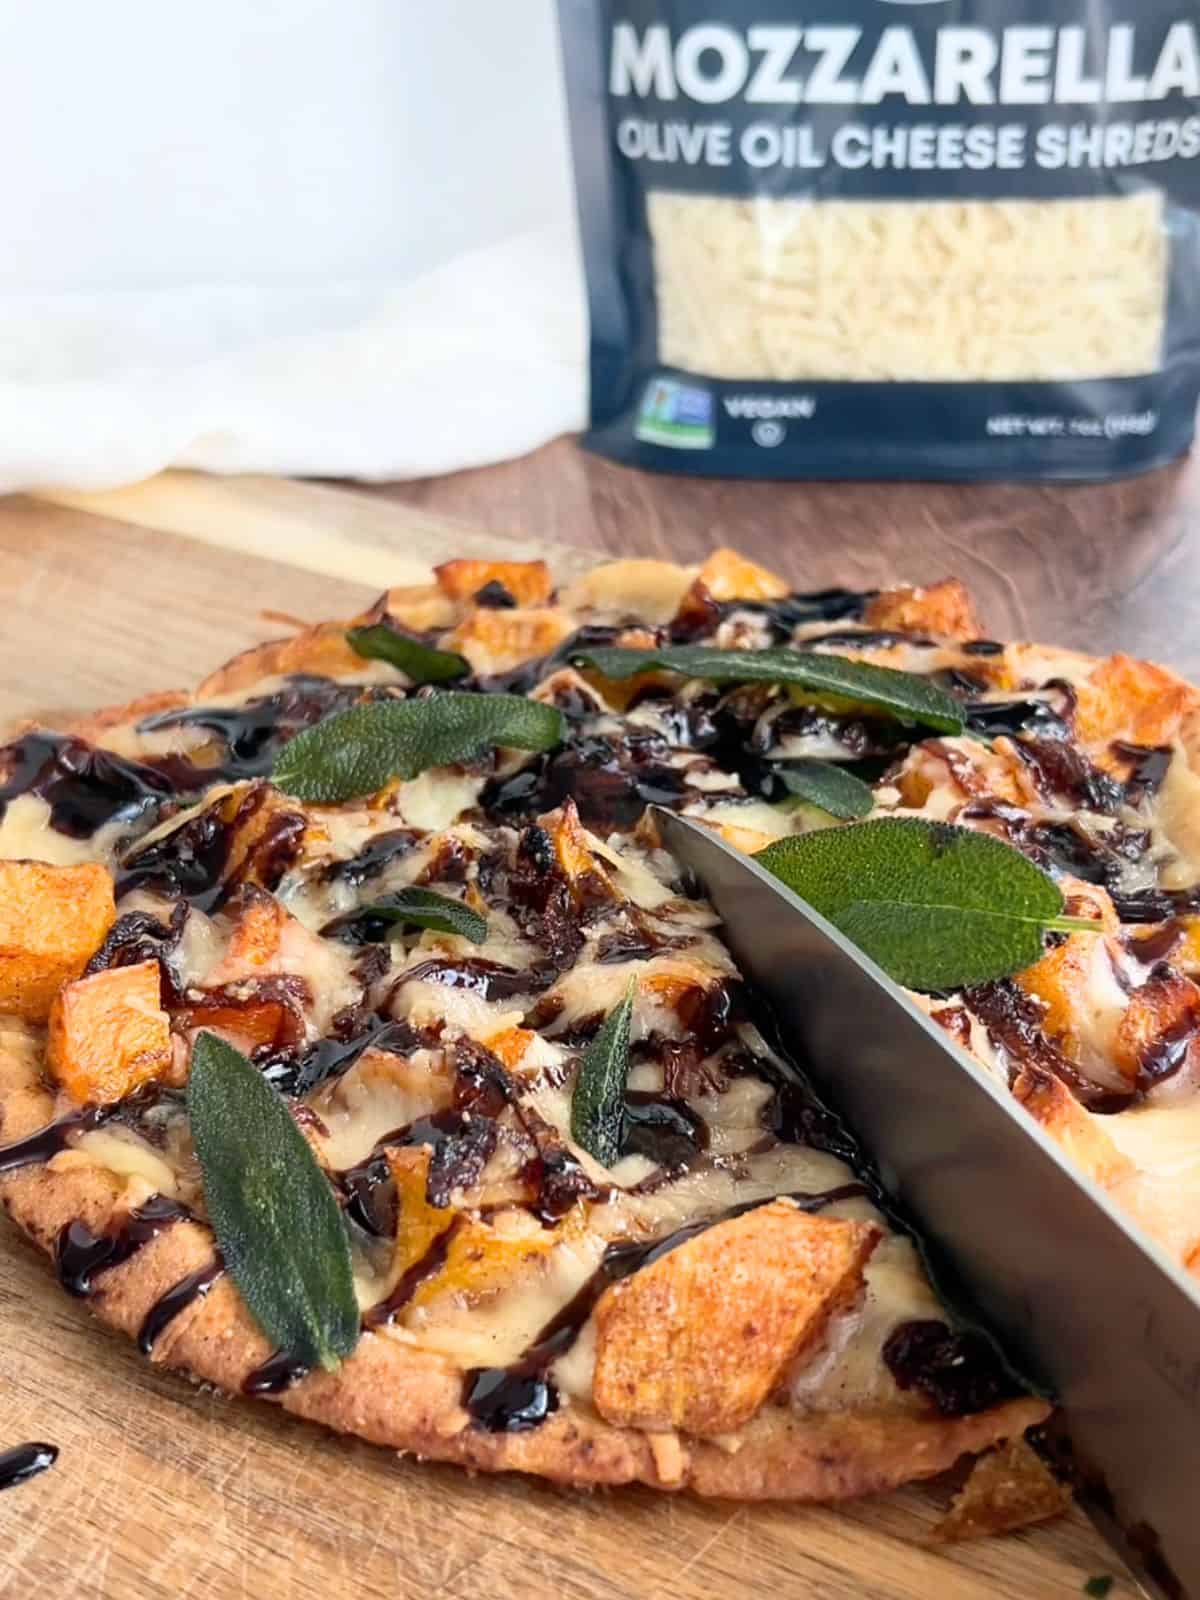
[655, 808, 1200, 1600]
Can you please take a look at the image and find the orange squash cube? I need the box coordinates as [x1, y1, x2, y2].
[435, 560, 553, 608]
[863, 579, 983, 642]
[47, 960, 171, 1106]
[211, 891, 287, 979]
[482, 1025, 537, 1071]
[1073, 652, 1194, 764]
[693, 548, 789, 603]
[592, 1199, 879, 1436]
[0, 860, 115, 1022]
[386, 1148, 456, 1280]
[444, 606, 575, 676]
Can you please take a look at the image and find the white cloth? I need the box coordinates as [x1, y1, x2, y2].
[0, 225, 588, 489]
[0, 0, 587, 490]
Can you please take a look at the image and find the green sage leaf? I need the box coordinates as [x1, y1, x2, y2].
[570, 979, 636, 1167]
[187, 1032, 359, 1373]
[272, 692, 564, 803]
[757, 817, 1089, 992]
[346, 622, 469, 685]
[1082, 1578, 1114, 1598]
[571, 645, 963, 735]
[778, 760, 875, 820]
[328, 886, 487, 945]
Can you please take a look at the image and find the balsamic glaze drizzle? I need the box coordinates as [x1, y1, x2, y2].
[0, 1443, 58, 1492]
[56, 1195, 190, 1298]
[0, 731, 179, 837]
[242, 1351, 312, 1396]
[136, 675, 397, 785]
[47, 1192, 224, 1364]
[259, 1017, 419, 1099]
[138, 1261, 224, 1355]
[364, 1216, 465, 1329]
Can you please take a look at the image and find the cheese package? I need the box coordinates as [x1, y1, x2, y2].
[558, 0, 1200, 480]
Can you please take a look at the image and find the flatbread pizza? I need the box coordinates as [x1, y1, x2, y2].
[5, 544, 1187, 1522]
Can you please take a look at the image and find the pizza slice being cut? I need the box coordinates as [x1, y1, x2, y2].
[2, 541, 1180, 1521]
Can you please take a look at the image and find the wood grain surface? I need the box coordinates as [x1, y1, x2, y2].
[0, 461, 1144, 1600]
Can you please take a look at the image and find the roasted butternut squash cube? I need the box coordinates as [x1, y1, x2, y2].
[220, 785, 308, 891]
[410, 1213, 556, 1312]
[380, 1148, 557, 1316]
[1074, 653, 1194, 766]
[592, 1199, 879, 1436]
[710, 820, 777, 856]
[435, 559, 552, 608]
[543, 800, 616, 906]
[863, 579, 983, 642]
[481, 1025, 537, 1071]
[693, 548, 789, 603]
[210, 890, 287, 979]
[47, 960, 171, 1106]
[174, 993, 301, 1053]
[1114, 971, 1200, 1085]
[386, 1148, 456, 1279]
[0, 860, 115, 1022]
[1014, 879, 1124, 1070]
[444, 606, 575, 676]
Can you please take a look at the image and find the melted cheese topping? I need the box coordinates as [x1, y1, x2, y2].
[0, 794, 125, 868]
[13, 555, 1197, 1448]
[1146, 746, 1200, 889]
[1106, 1098, 1200, 1265]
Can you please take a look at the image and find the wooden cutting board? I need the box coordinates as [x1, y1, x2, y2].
[0, 474, 1124, 1600]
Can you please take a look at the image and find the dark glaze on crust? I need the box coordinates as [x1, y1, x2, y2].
[138, 1261, 224, 1355]
[242, 1350, 313, 1396]
[56, 1194, 190, 1297]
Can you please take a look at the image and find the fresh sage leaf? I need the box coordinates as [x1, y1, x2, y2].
[346, 622, 469, 685]
[1082, 1579, 1114, 1599]
[571, 645, 963, 735]
[571, 979, 636, 1167]
[779, 760, 874, 820]
[187, 1032, 359, 1373]
[334, 886, 487, 945]
[757, 817, 1098, 992]
[272, 692, 564, 803]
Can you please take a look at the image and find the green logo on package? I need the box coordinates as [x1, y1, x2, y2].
[635, 378, 714, 449]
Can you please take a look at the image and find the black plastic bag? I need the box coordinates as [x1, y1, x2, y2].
[559, 1, 1200, 480]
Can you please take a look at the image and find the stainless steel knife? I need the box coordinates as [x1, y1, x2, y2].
[655, 808, 1200, 1600]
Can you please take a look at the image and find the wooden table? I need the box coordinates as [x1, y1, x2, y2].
[0, 437, 1178, 1600]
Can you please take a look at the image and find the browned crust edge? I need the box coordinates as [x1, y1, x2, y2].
[0, 1039, 1045, 1500]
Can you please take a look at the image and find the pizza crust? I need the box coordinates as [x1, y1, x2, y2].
[0, 1122, 1045, 1498]
[14, 558, 1162, 1503]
